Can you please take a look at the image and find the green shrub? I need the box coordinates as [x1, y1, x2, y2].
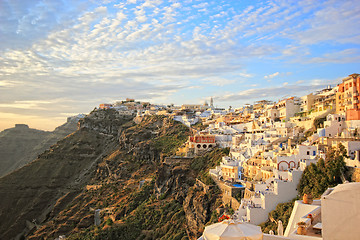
[105, 218, 113, 226]
[298, 143, 347, 198]
[259, 199, 297, 234]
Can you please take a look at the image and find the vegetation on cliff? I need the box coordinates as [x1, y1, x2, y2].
[259, 198, 296, 234]
[3, 111, 225, 240]
[66, 180, 188, 240]
[298, 143, 347, 198]
[63, 147, 225, 240]
[191, 148, 229, 185]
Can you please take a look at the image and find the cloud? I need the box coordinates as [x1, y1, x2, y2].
[193, 2, 209, 8]
[0, 0, 87, 51]
[0, 100, 54, 110]
[291, 1, 360, 45]
[264, 72, 280, 79]
[305, 49, 360, 64]
[264, 72, 292, 80]
[282, 45, 310, 57]
[200, 77, 236, 86]
[0, 0, 359, 130]
[216, 79, 339, 102]
[0, 80, 18, 87]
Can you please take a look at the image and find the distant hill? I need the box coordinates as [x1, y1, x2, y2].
[0, 115, 82, 177]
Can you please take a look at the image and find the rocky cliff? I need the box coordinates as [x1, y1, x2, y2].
[0, 109, 225, 240]
[0, 116, 80, 177]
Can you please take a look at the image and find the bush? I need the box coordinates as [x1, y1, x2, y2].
[259, 199, 296, 234]
[105, 218, 113, 226]
[298, 143, 347, 198]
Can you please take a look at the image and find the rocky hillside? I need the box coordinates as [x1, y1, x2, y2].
[0, 108, 227, 240]
[0, 116, 80, 177]
[0, 109, 132, 239]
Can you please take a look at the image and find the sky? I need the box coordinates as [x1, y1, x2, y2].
[0, 0, 360, 131]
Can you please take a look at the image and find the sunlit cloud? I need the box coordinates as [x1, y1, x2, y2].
[264, 72, 280, 79]
[0, 0, 359, 130]
[216, 78, 340, 102]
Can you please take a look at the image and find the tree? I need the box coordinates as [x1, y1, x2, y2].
[298, 143, 347, 198]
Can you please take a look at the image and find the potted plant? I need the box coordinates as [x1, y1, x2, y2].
[218, 214, 230, 222]
[307, 214, 314, 224]
[302, 190, 313, 204]
[297, 221, 307, 235]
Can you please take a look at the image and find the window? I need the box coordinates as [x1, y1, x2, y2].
[307, 151, 310, 155]
[313, 151, 316, 156]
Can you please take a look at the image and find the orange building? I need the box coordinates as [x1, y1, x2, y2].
[99, 103, 113, 109]
[336, 73, 360, 120]
[189, 134, 216, 154]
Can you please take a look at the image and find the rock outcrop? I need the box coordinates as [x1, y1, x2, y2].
[155, 163, 194, 202]
[184, 187, 218, 239]
[78, 108, 134, 136]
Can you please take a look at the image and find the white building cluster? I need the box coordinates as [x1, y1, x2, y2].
[94, 74, 360, 239]
[188, 74, 360, 239]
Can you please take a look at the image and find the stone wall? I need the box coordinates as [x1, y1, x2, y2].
[212, 177, 242, 210]
[222, 194, 240, 210]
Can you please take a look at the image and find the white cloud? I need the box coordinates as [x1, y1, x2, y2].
[264, 72, 292, 80]
[0, 100, 54, 110]
[282, 45, 310, 56]
[0, 80, 18, 87]
[216, 80, 338, 102]
[292, 1, 360, 45]
[0, 0, 359, 130]
[264, 72, 280, 79]
[171, 2, 181, 8]
[193, 2, 209, 8]
[141, 0, 163, 8]
[200, 77, 235, 86]
[305, 49, 360, 64]
[235, 72, 253, 78]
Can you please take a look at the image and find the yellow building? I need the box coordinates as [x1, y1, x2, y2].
[221, 165, 239, 181]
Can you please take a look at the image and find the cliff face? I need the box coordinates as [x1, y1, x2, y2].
[184, 187, 219, 239]
[0, 110, 224, 240]
[0, 110, 132, 240]
[0, 116, 80, 177]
